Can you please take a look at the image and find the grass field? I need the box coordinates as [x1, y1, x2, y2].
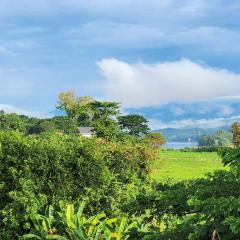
[151, 150, 227, 183]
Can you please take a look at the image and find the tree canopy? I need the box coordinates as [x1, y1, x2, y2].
[198, 130, 232, 148]
[144, 132, 166, 149]
[57, 91, 122, 139]
[118, 114, 149, 137]
[232, 122, 240, 147]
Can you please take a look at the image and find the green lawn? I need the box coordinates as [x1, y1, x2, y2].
[151, 150, 227, 183]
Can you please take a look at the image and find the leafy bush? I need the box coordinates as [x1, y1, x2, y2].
[0, 131, 155, 239]
[198, 131, 232, 148]
[121, 170, 240, 239]
[23, 201, 137, 240]
[181, 146, 219, 152]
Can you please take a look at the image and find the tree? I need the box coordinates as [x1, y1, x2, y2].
[0, 112, 26, 132]
[58, 92, 121, 139]
[89, 101, 121, 139]
[232, 122, 240, 147]
[38, 121, 57, 133]
[57, 91, 93, 123]
[198, 131, 232, 148]
[213, 130, 232, 147]
[118, 114, 149, 137]
[144, 132, 166, 149]
[198, 135, 214, 147]
[27, 120, 57, 134]
[52, 116, 77, 134]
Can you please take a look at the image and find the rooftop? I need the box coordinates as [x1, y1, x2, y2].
[77, 127, 94, 134]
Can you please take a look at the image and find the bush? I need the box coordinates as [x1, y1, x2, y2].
[22, 201, 138, 240]
[0, 131, 155, 239]
[121, 170, 240, 239]
[181, 146, 219, 152]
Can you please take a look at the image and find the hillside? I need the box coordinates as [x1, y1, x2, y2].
[155, 126, 231, 142]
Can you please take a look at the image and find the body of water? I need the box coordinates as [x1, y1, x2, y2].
[163, 142, 198, 150]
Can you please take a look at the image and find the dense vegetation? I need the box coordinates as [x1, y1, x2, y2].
[1, 93, 240, 239]
[198, 130, 232, 148]
[0, 131, 157, 239]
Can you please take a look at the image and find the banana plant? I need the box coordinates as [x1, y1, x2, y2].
[23, 201, 137, 240]
[23, 205, 67, 239]
[58, 201, 106, 240]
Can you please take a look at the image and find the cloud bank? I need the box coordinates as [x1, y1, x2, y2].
[98, 58, 240, 108]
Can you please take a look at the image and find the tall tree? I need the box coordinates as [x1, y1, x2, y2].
[232, 122, 240, 147]
[198, 131, 232, 148]
[57, 91, 93, 120]
[52, 116, 77, 134]
[0, 112, 26, 132]
[58, 92, 121, 139]
[144, 132, 166, 149]
[89, 101, 121, 139]
[118, 114, 149, 137]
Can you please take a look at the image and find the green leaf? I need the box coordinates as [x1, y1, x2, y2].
[45, 234, 69, 240]
[22, 234, 42, 239]
[66, 204, 74, 223]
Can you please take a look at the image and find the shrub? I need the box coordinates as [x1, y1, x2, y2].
[0, 131, 155, 238]
[23, 201, 138, 240]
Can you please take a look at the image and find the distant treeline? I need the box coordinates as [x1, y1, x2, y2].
[198, 130, 233, 148]
[157, 127, 231, 142]
[0, 110, 78, 134]
[0, 91, 166, 144]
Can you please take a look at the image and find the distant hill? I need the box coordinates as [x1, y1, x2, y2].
[154, 126, 231, 142]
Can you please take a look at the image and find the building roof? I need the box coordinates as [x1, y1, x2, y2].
[77, 127, 95, 134]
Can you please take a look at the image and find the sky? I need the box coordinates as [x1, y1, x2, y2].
[0, 0, 240, 129]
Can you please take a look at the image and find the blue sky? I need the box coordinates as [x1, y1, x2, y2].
[1, 0, 240, 129]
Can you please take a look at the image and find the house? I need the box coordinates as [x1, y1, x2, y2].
[77, 127, 95, 138]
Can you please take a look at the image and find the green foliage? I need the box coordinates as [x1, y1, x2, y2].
[232, 122, 240, 147]
[0, 109, 79, 135]
[118, 114, 149, 137]
[144, 132, 166, 149]
[123, 170, 240, 239]
[23, 202, 137, 240]
[198, 130, 232, 148]
[2, 98, 240, 239]
[0, 131, 154, 239]
[88, 101, 121, 140]
[57, 92, 121, 139]
[53, 116, 77, 134]
[57, 91, 93, 121]
[28, 121, 57, 134]
[0, 111, 26, 132]
[119, 145, 240, 239]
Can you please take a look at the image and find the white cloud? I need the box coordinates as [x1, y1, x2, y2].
[218, 105, 234, 116]
[1, 1, 240, 56]
[195, 103, 235, 116]
[0, 104, 50, 118]
[170, 106, 186, 116]
[216, 95, 240, 100]
[98, 58, 240, 108]
[1, 0, 236, 55]
[149, 115, 240, 130]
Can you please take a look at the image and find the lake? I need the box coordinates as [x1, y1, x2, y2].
[163, 142, 198, 150]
